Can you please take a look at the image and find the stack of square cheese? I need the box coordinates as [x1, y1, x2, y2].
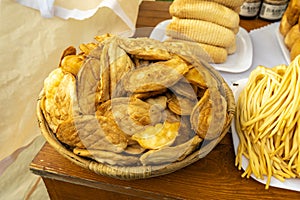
[166, 0, 245, 63]
[279, 0, 300, 61]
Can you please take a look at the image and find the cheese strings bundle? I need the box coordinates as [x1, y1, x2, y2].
[235, 55, 300, 189]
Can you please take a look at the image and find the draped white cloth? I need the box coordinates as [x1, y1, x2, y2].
[0, 0, 141, 198]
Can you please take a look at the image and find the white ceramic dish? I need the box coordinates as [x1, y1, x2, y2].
[150, 19, 253, 73]
[275, 27, 290, 64]
[230, 79, 300, 192]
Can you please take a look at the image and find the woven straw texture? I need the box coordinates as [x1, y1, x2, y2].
[36, 48, 235, 180]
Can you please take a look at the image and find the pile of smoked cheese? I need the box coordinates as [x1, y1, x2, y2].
[279, 0, 300, 62]
[166, 0, 245, 63]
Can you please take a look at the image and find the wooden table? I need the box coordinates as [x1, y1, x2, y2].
[30, 1, 300, 200]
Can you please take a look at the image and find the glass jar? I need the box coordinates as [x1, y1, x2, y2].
[239, 0, 262, 19]
[259, 0, 289, 21]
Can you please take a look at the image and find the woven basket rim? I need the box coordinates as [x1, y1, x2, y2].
[36, 63, 235, 180]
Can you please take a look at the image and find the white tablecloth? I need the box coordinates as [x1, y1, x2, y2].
[221, 22, 288, 85]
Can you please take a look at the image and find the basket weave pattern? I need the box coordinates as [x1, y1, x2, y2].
[37, 37, 235, 180]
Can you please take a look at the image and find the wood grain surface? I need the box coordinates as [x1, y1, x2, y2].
[31, 141, 300, 200]
[30, 1, 300, 200]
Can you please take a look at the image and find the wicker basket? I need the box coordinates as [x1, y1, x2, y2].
[36, 59, 235, 180]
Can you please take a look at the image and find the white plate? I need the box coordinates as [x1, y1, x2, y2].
[231, 79, 300, 192]
[150, 19, 253, 73]
[275, 27, 290, 64]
